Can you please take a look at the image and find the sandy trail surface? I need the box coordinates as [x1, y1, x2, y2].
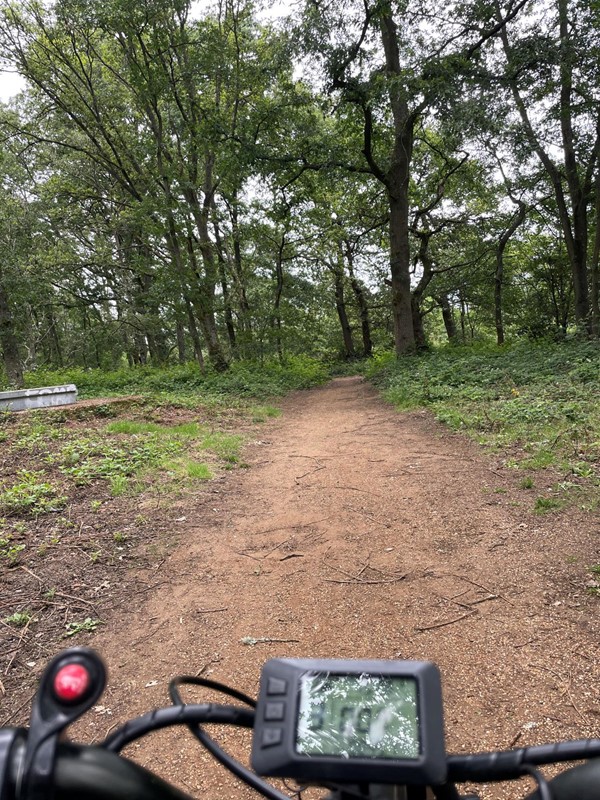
[83, 377, 600, 799]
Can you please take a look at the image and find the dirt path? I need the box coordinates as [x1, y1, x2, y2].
[85, 377, 600, 799]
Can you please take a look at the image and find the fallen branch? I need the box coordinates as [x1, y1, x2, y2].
[241, 637, 300, 646]
[448, 574, 514, 606]
[415, 611, 477, 632]
[54, 591, 100, 614]
[295, 465, 326, 481]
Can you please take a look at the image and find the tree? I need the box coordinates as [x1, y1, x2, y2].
[296, 0, 529, 354]
[490, 0, 600, 332]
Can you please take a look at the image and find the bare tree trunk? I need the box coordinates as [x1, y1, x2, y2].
[495, 204, 527, 345]
[176, 319, 186, 364]
[185, 298, 205, 370]
[344, 241, 373, 357]
[437, 295, 458, 342]
[211, 205, 237, 351]
[273, 237, 285, 360]
[332, 256, 355, 357]
[592, 168, 600, 337]
[380, 8, 416, 354]
[0, 276, 23, 388]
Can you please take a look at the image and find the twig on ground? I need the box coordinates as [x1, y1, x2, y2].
[448, 574, 514, 606]
[131, 621, 168, 647]
[54, 591, 100, 615]
[241, 637, 300, 646]
[128, 579, 171, 596]
[415, 610, 477, 632]
[1, 692, 35, 726]
[469, 594, 498, 606]
[195, 607, 228, 614]
[20, 566, 42, 588]
[232, 549, 263, 562]
[325, 562, 406, 585]
[262, 537, 293, 558]
[253, 517, 331, 537]
[295, 465, 326, 481]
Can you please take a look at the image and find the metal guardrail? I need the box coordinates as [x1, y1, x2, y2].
[0, 384, 78, 411]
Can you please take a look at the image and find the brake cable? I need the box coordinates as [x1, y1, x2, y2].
[169, 675, 290, 800]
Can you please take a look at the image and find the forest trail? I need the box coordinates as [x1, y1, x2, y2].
[85, 377, 600, 799]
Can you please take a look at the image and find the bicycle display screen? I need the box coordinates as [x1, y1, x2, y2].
[251, 658, 447, 786]
[296, 673, 419, 759]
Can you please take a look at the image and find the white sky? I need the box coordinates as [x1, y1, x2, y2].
[0, 70, 26, 102]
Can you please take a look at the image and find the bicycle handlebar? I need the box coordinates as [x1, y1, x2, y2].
[2, 647, 600, 800]
[1, 736, 193, 800]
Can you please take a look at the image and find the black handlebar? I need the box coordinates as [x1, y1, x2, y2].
[1, 737, 193, 800]
[524, 760, 600, 800]
[447, 739, 600, 782]
[2, 646, 600, 800]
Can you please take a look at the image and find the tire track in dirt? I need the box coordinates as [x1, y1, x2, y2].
[85, 377, 600, 799]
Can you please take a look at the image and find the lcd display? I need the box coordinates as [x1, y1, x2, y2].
[296, 673, 420, 759]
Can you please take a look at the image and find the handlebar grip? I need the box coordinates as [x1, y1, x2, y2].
[1, 738, 193, 800]
[525, 760, 600, 800]
[54, 743, 194, 800]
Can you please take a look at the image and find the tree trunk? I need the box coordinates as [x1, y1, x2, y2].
[379, 9, 416, 355]
[230, 202, 252, 351]
[185, 298, 205, 370]
[495, 204, 527, 345]
[410, 296, 428, 351]
[176, 319, 186, 364]
[438, 295, 458, 342]
[211, 206, 237, 351]
[0, 276, 23, 388]
[344, 241, 373, 357]
[388, 189, 415, 353]
[333, 258, 355, 358]
[591, 168, 600, 337]
[273, 242, 285, 361]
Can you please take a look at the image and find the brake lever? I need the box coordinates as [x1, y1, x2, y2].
[20, 648, 106, 800]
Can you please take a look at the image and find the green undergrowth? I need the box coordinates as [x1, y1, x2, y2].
[18, 355, 329, 406]
[0, 413, 246, 516]
[367, 340, 600, 511]
[0, 357, 321, 521]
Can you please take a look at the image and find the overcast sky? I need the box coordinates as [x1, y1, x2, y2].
[0, 70, 26, 102]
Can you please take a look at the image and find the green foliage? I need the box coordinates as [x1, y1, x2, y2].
[534, 497, 564, 514]
[186, 462, 212, 480]
[64, 618, 102, 637]
[19, 356, 329, 401]
[250, 405, 282, 422]
[57, 437, 182, 485]
[0, 470, 67, 516]
[200, 431, 242, 464]
[368, 340, 600, 487]
[4, 611, 33, 627]
[0, 536, 25, 565]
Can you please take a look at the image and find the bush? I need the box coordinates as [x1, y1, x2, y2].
[16, 356, 330, 402]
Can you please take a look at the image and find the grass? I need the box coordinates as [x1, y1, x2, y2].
[186, 461, 212, 480]
[0, 471, 67, 517]
[15, 355, 330, 403]
[0, 351, 309, 530]
[368, 339, 600, 508]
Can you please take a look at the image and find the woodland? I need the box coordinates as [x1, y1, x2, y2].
[0, 0, 599, 386]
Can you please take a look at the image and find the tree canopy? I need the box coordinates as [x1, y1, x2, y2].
[0, 0, 598, 385]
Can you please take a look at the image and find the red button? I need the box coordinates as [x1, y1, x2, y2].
[53, 664, 91, 703]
